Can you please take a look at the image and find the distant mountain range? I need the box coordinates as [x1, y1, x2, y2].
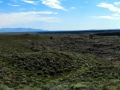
[0, 28, 47, 32]
[0, 28, 120, 34]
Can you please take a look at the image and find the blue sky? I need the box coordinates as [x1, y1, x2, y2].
[0, 0, 120, 30]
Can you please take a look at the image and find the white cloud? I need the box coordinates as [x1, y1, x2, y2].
[41, 0, 67, 11]
[92, 12, 120, 20]
[95, 2, 120, 20]
[0, 11, 59, 27]
[21, 0, 38, 5]
[8, 3, 20, 6]
[114, 2, 120, 5]
[97, 3, 120, 13]
[70, 7, 75, 9]
[113, 13, 120, 16]
[92, 16, 120, 20]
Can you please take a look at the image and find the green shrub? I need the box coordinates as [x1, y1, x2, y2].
[20, 86, 42, 90]
[0, 84, 13, 90]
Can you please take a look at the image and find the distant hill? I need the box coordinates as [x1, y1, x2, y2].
[37, 29, 120, 34]
[0, 28, 47, 32]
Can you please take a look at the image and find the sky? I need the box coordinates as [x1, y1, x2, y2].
[0, 0, 120, 30]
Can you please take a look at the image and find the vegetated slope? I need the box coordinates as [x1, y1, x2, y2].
[2, 51, 88, 77]
[1, 51, 120, 89]
[0, 51, 98, 88]
[0, 34, 120, 90]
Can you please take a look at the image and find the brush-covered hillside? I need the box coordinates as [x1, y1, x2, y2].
[0, 33, 120, 90]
